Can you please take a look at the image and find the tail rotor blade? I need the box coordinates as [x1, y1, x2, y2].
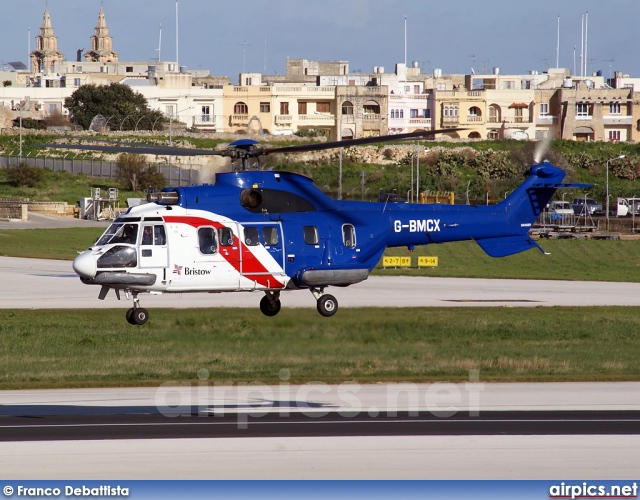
[533, 133, 554, 164]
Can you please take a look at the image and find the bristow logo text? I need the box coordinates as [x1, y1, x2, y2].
[184, 267, 212, 276]
[394, 219, 441, 233]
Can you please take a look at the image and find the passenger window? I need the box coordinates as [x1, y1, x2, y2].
[154, 226, 166, 246]
[342, 224, 356, 248]
[218, 227, 234, 246]
[303, 226, 318, 245]
[244, 227, 259, 246]
[198, 227, 217, 254]
[262, 226, 279, 246]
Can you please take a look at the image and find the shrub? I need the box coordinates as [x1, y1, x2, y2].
[116, 153, 167, 191]
[12, 117, 42, 129]
[296, 128, 328, 138]
[42, 110, 72, 129]
[5, 162, 46, 187]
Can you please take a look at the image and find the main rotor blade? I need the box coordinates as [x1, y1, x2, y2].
[262, 128, 466, 155]
[38, 142, 229, 156]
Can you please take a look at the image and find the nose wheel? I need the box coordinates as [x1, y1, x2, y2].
[260, 291, 281, 317]
[126, 293, 149, 325]
[311, 288, 338, 317]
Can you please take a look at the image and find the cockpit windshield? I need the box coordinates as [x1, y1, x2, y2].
[96, 222, 139, 246]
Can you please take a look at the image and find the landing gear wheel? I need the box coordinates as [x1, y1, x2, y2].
[132, 308, 149, 325]
[317, 294, 338, 317]
[260, 295, 281, 317]
[126, 308, 136, 325]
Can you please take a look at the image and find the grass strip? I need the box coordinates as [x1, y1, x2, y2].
[0, 228, 104, 260]
[1, 307, 639, 389]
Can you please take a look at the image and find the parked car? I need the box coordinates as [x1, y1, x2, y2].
[625, 198, 640, 216]
[608, 198, 630, 217]
[547, 200, 574, 216]
[571, 197, 603, 216]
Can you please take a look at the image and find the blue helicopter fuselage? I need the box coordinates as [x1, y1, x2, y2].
[157, 161, 570, 283]
[72, 160, 584, 322]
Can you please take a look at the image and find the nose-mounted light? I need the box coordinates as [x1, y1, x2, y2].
[73, 250, 97, 279]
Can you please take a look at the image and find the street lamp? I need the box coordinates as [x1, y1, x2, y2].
[17, 98, 29, 160]
[19, 104, 23, 160]
[606, 154, 625, 231]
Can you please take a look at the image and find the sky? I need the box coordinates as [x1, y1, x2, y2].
[1, 0, 639, 81]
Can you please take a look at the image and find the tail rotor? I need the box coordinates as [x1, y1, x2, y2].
[533, 132, 554, 165]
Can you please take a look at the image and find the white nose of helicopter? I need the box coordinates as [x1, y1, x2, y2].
[73, 250, 97, 279]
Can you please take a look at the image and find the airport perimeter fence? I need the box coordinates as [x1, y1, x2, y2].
[0, 154, 199, 186]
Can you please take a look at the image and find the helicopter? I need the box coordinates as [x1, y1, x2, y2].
[43, 130, 585, 325]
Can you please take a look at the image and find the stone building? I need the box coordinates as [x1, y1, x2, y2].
[29, 9, 64, 74]
[84, 7, 119, 63]
[336, 85, 388, 139]
[557, 82, 635, 142]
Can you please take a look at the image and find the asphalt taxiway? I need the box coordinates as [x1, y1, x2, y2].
[1, 383, 639, 479]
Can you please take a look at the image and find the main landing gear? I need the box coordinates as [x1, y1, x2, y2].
[258, 288, 339, 317]
[311, 288, 338, 317]
[126, 293, 148, 325]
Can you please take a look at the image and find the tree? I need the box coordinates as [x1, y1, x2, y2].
[64, 82, 165, 131]
[116, 153, 167, 191]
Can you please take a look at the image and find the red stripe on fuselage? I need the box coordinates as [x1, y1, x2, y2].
[163, 215, 284, 289]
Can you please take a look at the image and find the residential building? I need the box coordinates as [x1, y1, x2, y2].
[336, 84, 388, 139]
[556, 82, 635, 142]
[3, 7, 639, 143]
[430, 87, 486, 138]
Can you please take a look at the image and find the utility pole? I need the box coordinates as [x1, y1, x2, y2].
[238, 41, 251, 73]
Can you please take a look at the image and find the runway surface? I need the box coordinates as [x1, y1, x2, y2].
[1, 384, 640, 479]
[3, 255, 640, 310]
[3, 411, 640, 442]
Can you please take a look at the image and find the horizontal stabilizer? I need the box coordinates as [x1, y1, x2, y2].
[476, 235, 543, 258]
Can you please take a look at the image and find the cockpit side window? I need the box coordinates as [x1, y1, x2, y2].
[142, 225, 166, 246]
[141, 225, 154, 245]
[198, 227, 217, 254]
[154, 226, 167, 245]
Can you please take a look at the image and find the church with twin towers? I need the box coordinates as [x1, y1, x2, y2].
[30, 7, 119, 74]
